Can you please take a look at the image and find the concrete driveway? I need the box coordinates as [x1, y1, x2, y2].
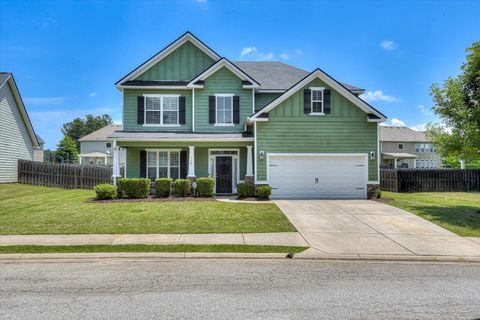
[275, 200, 480, 258]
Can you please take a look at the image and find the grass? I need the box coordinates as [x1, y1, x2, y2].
[0, 184, 295, 235]
[382, 191, 480, 237]
[0, 244, 307, 254]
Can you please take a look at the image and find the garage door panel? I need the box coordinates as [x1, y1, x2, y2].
[268, 154, 367, 199]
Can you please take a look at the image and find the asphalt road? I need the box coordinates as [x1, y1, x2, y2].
[0, 259, 479, 319]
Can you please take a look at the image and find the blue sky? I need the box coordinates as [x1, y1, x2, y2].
[1, 0, 479, 149]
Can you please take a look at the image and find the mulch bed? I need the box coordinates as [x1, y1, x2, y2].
[371, 197, 393, 204]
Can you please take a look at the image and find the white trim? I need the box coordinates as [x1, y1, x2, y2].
[215, 94, 234, 125]
[252, 89, 255, 114]
[368, 180, 380, 184]
[309, 112, 325, 116]
[208, 148, 241, 193]
[214, 93, 235, 97]
[116, 32, 220, 87]
[250, 69, 386, 121]
[192, 88, 195, 132]
[377, 122, 380, 182]
[266, 153, 369, 199]
[115, 137, 254, 142]
[214, 124, 235, 127]
[187, 58, 260, 88]
[257, 89, 285, 93]
[118, 86, 191, 90]
[145, 149, 181, 180]
[121, 88, 125, 128]
[310, 87, 324, 114]
[143, 94, 181, 98]
[254, 180, 268, 185]
[143, 94, 180, 126]
[254, 121, 258, 183]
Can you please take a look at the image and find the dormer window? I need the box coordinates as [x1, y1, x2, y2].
[310, 87, 324, 114]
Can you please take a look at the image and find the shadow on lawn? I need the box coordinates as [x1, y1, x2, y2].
[413, 205, 480, 230]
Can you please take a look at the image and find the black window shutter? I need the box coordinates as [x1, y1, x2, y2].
[208, 96, 216, 124]
[324, 89, 331, 114]
[303, 89, 311, 114]
[180, 150, 187, 179]
[179, 96, 186, 124]
[233, 96, 240, 124]
[140, 150, 146, 178]
[137, 96, 144, 124]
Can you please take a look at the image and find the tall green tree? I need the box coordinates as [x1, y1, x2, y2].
[61, 114, 112, 150]
[56, 135, 79, 164]
[427, 42, 480, 166]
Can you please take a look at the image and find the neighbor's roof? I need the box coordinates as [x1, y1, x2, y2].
[233, 61, 364, 92]
[380, 126, 429, 142]
[36, 135, 45, 145]
[0, 72, 39, 148]
[109, 131, 252, 142]
[79, 152, 111, 158]
[382, 152, 418, 159]
[79, 124, 123, 142]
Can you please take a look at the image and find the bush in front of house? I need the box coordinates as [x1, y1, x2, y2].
[118, 178, 150, 199]
[173, 179, 191, 197]
[376, 189, 382, 199]
[195, 177, 214, 197]
[155, 178, 173, 198]
[237, 183, 254, 198]
[256, 185, 272, 200]
[94, 183, 117, 200]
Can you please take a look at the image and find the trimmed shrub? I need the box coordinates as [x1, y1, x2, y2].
[118, 178, 150, 199]
[376, 189, 382, 199]
[155, 178, 173, 198]
[174, 179, 191, 197]
[256, 185, 272, 200]
[195, 177, 214, 197]
[237, 183, 254, 198]
[95, 183, 117, 200]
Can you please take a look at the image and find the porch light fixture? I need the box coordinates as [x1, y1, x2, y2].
[370, 151, 376, 160]
[259, 150, 265, 160]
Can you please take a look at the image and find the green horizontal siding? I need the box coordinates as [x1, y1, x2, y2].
[255, 93, 280, 111]
[136, 41, 215, 81]
[194, 67, 253, 133]
[123, 89, 192, 132]
[256, 77, 379, 182]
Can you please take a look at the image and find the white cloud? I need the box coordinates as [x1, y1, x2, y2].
[259, 52, 274, 60]
[410, 123, 427, 131]
[380, 40, 397, 51]
[240, 46, 274, 60]
[24, 97, 67, 105]
[360, 90, 399, 103]
[279, 53, 289, 60]
[240, 47, 257, 57]
[294, 49, 303, 55]
[381, 118, 406, 127]
[89, 92, 97, 97]
[418, 104, 433, 116]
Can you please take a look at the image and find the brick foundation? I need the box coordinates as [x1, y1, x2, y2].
[367, 184, 380, 199]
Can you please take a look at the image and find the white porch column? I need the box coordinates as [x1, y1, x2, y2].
[187, 146, 196, 178]
[246, 145, 254, 177]
[394, 157, 398, 169]
[112, 140, 119, 185]
[460, 159, 466, 169]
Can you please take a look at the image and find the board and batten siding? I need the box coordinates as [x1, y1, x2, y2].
[0, 82, 34, 183]
[194, 67, 252, 133]
[136, 41, 215, 81]
[255, 77, 379, 182]
[255, 93, 281, 111]
[123, 89, 192, 132]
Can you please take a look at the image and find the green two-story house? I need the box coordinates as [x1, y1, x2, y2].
[110, 32, 386, 198]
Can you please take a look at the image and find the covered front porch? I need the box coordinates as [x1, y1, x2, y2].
[110, 133, 254, 194]
[381, 152, 418, 169]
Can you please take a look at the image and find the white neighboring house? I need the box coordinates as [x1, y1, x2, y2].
[78, 124, 125, 169]
[34, 135, 45, 162]
[0, 72, 39, 183]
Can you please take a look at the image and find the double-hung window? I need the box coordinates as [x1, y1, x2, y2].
[145, 95, 179, 125]
[310, 87, 324, 114]
[215, 94, 233, 125]
[146, 150, 180, 180]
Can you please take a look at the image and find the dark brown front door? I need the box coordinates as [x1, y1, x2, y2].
[215, 156, 232, 194]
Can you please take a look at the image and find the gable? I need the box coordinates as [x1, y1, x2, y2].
[269, 78, 366, 120]
[135, 41, 216, 81]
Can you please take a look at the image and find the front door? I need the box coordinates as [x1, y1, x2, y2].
[215, 156, 232, 193]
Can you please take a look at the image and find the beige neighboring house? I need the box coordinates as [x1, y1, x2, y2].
[380, 126, 442, 169]
[0, 72, 39, 183]
[79, 124, 125, 168]
[34, 135, 44, 162]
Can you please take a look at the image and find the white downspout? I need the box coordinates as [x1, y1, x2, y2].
[192, 88, 195, 132]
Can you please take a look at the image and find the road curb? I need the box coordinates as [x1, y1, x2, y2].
[0, 252, 479, 263]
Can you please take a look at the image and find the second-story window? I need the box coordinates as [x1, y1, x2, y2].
[215, 94, 233, 125]
[398, 143, 404, 150]
[145, 95, 179, 125]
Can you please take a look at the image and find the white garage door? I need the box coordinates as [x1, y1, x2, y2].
[268, 154, 367, 199]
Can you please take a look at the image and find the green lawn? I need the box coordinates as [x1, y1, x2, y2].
[382, 192, 480, 237]
[0, 244, 307, 254]
[0, 184, 295, 234]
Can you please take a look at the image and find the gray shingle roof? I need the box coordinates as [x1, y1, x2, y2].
[380, 126, 429, 142]
[79, 124, 122, 141]
[233, 61, 364, 92]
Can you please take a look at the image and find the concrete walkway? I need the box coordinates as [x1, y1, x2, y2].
[274, 200, 480, 258]
[0, 232, 308, 247]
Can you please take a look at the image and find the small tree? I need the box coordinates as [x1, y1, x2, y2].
[62, 114, 112, 150]
[56, 135, 79, 163]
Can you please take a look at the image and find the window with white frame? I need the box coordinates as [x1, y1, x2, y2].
[415, 159, 437, 168]
[311, 88, 324, 114]
[215, 95, 233, 125]
[146, 150, 180, 180]
[415, 143, 437, 153]
[145, 95, 179, 125]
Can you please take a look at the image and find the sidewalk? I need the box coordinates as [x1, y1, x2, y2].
[0, 232, 308, 247]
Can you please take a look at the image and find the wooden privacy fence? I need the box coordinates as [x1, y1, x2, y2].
[18, 160, 113, 189]
[380, 168, 480, 192]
